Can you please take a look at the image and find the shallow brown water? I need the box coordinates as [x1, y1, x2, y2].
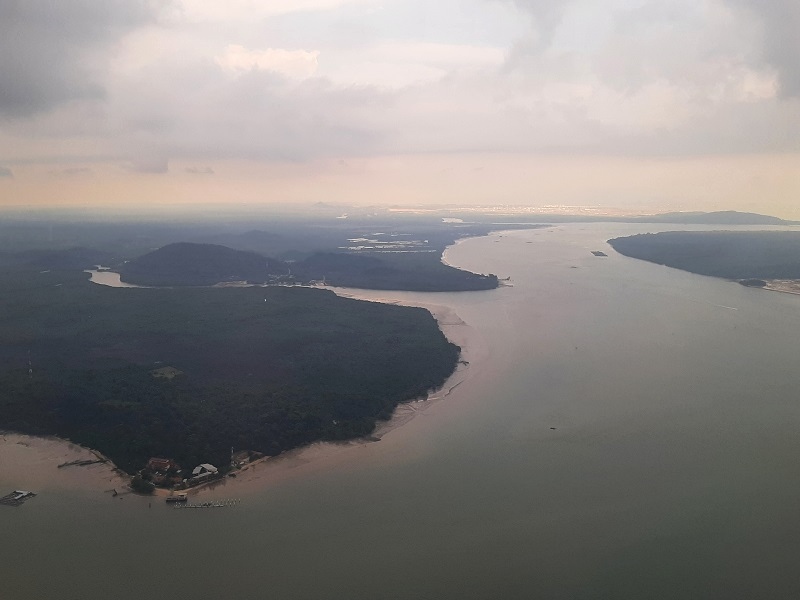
[4, 223, 800, 600]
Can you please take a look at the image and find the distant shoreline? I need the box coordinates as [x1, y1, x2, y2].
[760, 279, 800, 296]
[609, 231, 800, 299]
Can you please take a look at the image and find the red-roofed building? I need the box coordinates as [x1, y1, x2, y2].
[146, 458, 176, 473]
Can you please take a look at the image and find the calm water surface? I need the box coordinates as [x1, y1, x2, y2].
[4, 223, 800, 599]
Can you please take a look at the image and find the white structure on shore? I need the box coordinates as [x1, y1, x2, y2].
[191, 463, 219, 480]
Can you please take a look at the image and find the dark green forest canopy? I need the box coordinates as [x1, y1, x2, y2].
[0, 267, 460, 473]
[118, 242, 499, 291]
[119, 242, 287, 286]
[608, 231, 800, 279]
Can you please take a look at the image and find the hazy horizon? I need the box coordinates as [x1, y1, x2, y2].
[1, 1, 798, 217]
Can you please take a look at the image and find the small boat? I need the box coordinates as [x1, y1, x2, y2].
[0, 490, 36, 506]
[165, 493, 188, 503]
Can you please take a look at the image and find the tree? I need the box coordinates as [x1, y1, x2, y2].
[131, 474, 155, 494]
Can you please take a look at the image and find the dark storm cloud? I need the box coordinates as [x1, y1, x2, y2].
[727, 0, 800, 97]
[0, 1, 166, 118]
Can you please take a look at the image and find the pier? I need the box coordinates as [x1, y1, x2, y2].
[57, 458, 107, 468]
[172, 498, 241, 509]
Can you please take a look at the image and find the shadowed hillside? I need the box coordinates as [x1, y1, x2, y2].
[120, 242, 288, 286]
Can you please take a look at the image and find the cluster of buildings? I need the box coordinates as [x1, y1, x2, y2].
[137, 449, 263, 494]
[142, 457, 220, 489]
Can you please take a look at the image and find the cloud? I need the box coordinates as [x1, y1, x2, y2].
[322, 42, 506, 87]
[468, 0, 798, 156]
[0, 166, 12, 178]
[0, 0, 166, 118]
[1, 0, 798, 174]
[124, 155, 169, 173]
[48, 167, 92, 177]
[504, 0, 576, 58]
[725, 0, 800, 97]
[101, 51, 390, 163]
[216, 45, 320, 79]
[180, 0, 372, 21]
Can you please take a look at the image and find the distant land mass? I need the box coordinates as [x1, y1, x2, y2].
[0, 267, 459, 473]
[120, 242, 499, 291]
[630, 211, 789, 225]
[434, 209, 795, 226]
[120, 242, 287, 286]
[608, 231, 800, 279]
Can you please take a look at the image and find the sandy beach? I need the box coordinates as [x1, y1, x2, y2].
[0, 290, 486, 500]
[762, 279, 800, 296]
[327, 291, 487, 435]
[0, 432, 129, 496]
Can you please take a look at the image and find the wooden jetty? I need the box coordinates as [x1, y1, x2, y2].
[172, 498, 241, 509]
[57, 458, 107, 468]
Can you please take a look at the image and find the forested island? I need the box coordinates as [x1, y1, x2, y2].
[608, 231, 800, 279]
[0, 265, 460, 474]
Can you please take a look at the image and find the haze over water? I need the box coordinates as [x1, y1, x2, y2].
[3, 223, 800, 599]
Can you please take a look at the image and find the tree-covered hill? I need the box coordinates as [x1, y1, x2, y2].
[120, 242, 288, 286]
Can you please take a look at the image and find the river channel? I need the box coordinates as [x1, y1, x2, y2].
[3, 223, 800, 599]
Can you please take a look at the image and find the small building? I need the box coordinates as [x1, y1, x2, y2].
[191, 463, 219, 480]
[146, 457, 176, 473]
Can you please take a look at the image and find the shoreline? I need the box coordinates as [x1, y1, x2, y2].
[328, 290, 484, 439]
[761, 279, 800, 296]
[0, 431, 130, 496]
[174, 286, 488, 497]
[0, 290, 486, 501]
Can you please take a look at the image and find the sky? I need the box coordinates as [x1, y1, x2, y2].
[0, 0, 799, 217]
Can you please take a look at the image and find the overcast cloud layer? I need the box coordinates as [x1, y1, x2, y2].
[0, 0, 798, 214]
